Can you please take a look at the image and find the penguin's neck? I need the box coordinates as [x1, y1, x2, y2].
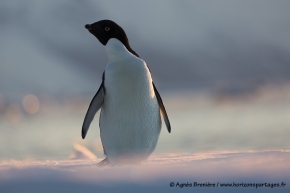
[105, 38, 134, 62]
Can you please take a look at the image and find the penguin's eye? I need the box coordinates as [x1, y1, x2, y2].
[104, 27, 110, 31]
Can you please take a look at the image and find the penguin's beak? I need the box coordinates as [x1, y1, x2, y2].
[85, 24, 92, 30]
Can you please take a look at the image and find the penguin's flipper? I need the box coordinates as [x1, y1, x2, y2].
[153, 83, 171, 133]
[82, 82, 105, 139]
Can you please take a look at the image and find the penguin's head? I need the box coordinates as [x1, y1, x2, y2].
[85, 20, 139, 57]
[85, 20, 128, 46]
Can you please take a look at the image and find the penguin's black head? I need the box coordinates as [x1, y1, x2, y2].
[85, 20, 128, 46]
[85, 20, 139, 57]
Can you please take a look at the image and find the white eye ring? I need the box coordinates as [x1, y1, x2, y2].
[105, 27, 110, 31]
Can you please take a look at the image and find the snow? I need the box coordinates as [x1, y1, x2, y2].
[1, 150, 289, 193]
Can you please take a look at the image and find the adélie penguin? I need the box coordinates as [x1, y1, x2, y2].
[82, 20, 171, 165]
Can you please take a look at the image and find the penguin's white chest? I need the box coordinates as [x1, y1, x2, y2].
[99, 39, 161, 164]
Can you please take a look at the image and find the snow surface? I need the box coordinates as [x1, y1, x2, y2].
[1, 150, 289, 193]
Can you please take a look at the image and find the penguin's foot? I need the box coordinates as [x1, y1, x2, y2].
[97, 158, 113, 167]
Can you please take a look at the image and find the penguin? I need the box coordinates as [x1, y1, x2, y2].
[82, 20, 171, 165]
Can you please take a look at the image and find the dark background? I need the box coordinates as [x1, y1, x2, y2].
[1, 0, 290, 102]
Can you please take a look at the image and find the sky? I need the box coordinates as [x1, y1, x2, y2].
[1, 0, 290, 99]
[1, 1, 290, 192]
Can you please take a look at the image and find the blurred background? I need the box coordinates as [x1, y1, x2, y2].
[1, 0, 290, 161]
